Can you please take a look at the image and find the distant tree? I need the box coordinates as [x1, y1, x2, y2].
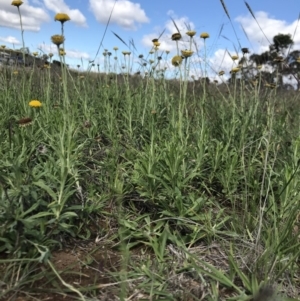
[272, 33, 293, 53]
[246, 33, 300, 89]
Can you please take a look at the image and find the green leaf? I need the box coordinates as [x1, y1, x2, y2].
[33, 180, 57, 201]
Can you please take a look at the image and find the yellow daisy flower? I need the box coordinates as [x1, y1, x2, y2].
[200, 32, 209, 39]
[54, 13, 70, 23]
[11, 0, 23, 7]
[186, 31, 196, 37]
[29, 100, 42, 107]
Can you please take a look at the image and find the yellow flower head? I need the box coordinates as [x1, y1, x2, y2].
[153, 41, 160, 47]
[1, 45, 6, 49]
[11, 0, 23, 7]
[13, 71, 18, 75]
[113, 46, 119, 51]
[200, 32, 209, 39]
[186, 31, 196, 37]
[171, 33, 181, 41]
[32, 52, 38, 57]
[181, 50, 193, 58]
[59, 47, 66, 56]
[231, 55, 239, 61]
[122, 51, 131, 56]
[171, 55, 183, 67]
[230, 67, 240, 73]
[29, 100, 42, 108]
[297, 58, 300, 63]
[49, 53, 54, 58]
[51, 34, 65, 46]
[218, 70, 225, 76]
[54, 13, 70, 23]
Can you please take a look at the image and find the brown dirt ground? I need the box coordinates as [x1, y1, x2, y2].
[1, 241, 122, 301]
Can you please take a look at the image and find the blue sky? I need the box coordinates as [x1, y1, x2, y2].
[1, 0, 300, 75]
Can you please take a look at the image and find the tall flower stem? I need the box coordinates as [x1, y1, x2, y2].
[16, 6, 25, 65]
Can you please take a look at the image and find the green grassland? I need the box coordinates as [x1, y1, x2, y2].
[1, 1, 300, 300]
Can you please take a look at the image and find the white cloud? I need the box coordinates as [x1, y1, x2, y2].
[64, 49, 90, 60]
[89, 0, 149, 30]
[44, 0, 87, 27]
[38, 43, 90, 60]
[0, 0, 50, 31]
[236, 11, 300, 53]
[0, 36, 21, 45]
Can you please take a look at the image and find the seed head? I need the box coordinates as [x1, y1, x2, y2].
[230, 67, 240, 73]
[171, 55, 183, 67]
[181, 50, 194, 58]
[17, 117, 32, 127]
[171, 33, 181, 41]
[51, 34, 65, 46]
